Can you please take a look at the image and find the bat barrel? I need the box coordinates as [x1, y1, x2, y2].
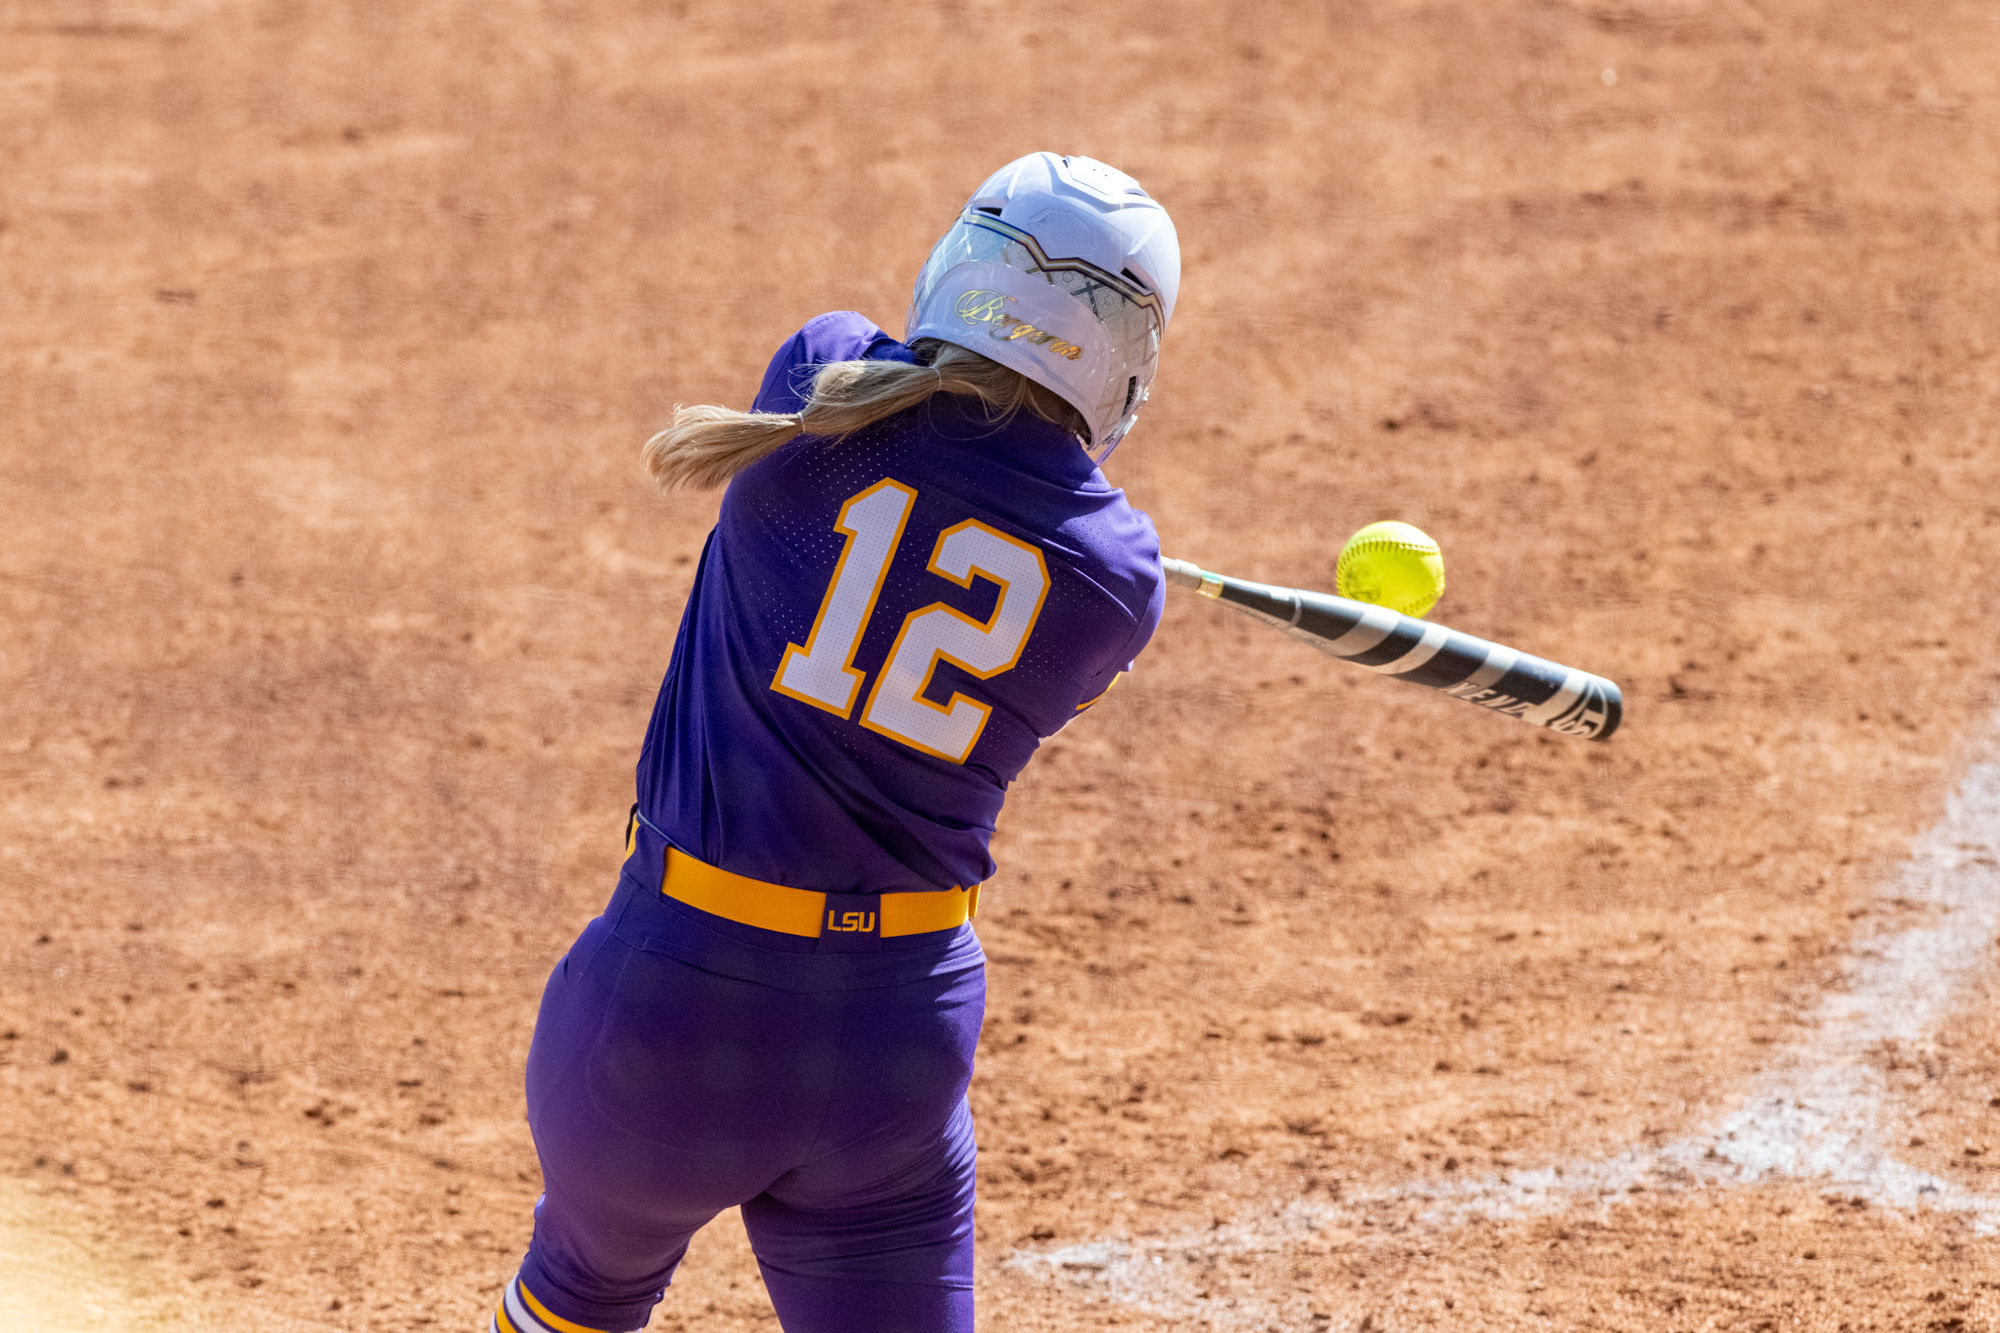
[1161, 557, 1622, 741]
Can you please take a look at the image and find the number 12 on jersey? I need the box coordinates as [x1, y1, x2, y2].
[771, 478, 1050, 764]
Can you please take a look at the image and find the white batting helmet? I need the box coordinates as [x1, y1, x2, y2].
[905, 152, 1181, 462]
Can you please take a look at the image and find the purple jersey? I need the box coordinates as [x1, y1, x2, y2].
[636, 312, 1163, 892]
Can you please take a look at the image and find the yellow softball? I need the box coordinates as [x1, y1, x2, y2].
[1335, 520, 1445, 618]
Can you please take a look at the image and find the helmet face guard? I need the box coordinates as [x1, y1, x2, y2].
[905, 154, 1178, 464]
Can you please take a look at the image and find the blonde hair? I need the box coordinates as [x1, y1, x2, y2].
[643, 339, 1088, 491]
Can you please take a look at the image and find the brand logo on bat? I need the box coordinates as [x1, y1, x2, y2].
[952, 289, 1084, 360]
[1548, 697, 1615, 738]
[1443, 681, 1533, 714]
[825, 910, 876, 933]
[1548, 712, 1609, 738]
[1445, 679, 1615, 738]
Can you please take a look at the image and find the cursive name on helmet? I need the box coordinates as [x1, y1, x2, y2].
[951, 289, 1084, 361]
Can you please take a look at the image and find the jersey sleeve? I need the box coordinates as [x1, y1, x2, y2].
[1066, 518, 1166, 717]
[751, 312, 919, 414]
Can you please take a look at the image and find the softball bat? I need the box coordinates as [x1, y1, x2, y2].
[1161, 557, 1623, 741]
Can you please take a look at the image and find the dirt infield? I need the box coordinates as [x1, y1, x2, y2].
[4, 1, 2000, 1329]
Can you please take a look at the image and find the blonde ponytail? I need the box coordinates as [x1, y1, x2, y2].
[643, 340, 1087, 491]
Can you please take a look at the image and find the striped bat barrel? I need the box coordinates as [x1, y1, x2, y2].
[1161, 557, 1623, 741]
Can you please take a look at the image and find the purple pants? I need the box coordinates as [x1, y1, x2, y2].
[504, 825, 987, 1333]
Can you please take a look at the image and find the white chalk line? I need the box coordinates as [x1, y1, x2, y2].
[1008, 729, 2000, 1325]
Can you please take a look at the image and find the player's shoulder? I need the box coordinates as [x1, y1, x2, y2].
[751, 312, 917, 415]
[1072, 493, 1162, 623]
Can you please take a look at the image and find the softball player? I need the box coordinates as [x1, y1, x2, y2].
[492, 152, 1181, 1333]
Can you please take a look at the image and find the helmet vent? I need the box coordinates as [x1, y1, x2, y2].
[1121, 268, 1144, 287]
[976, 206, 1004, 216]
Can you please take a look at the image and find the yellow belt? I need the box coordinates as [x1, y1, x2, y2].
[658, 845, 979, 939]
